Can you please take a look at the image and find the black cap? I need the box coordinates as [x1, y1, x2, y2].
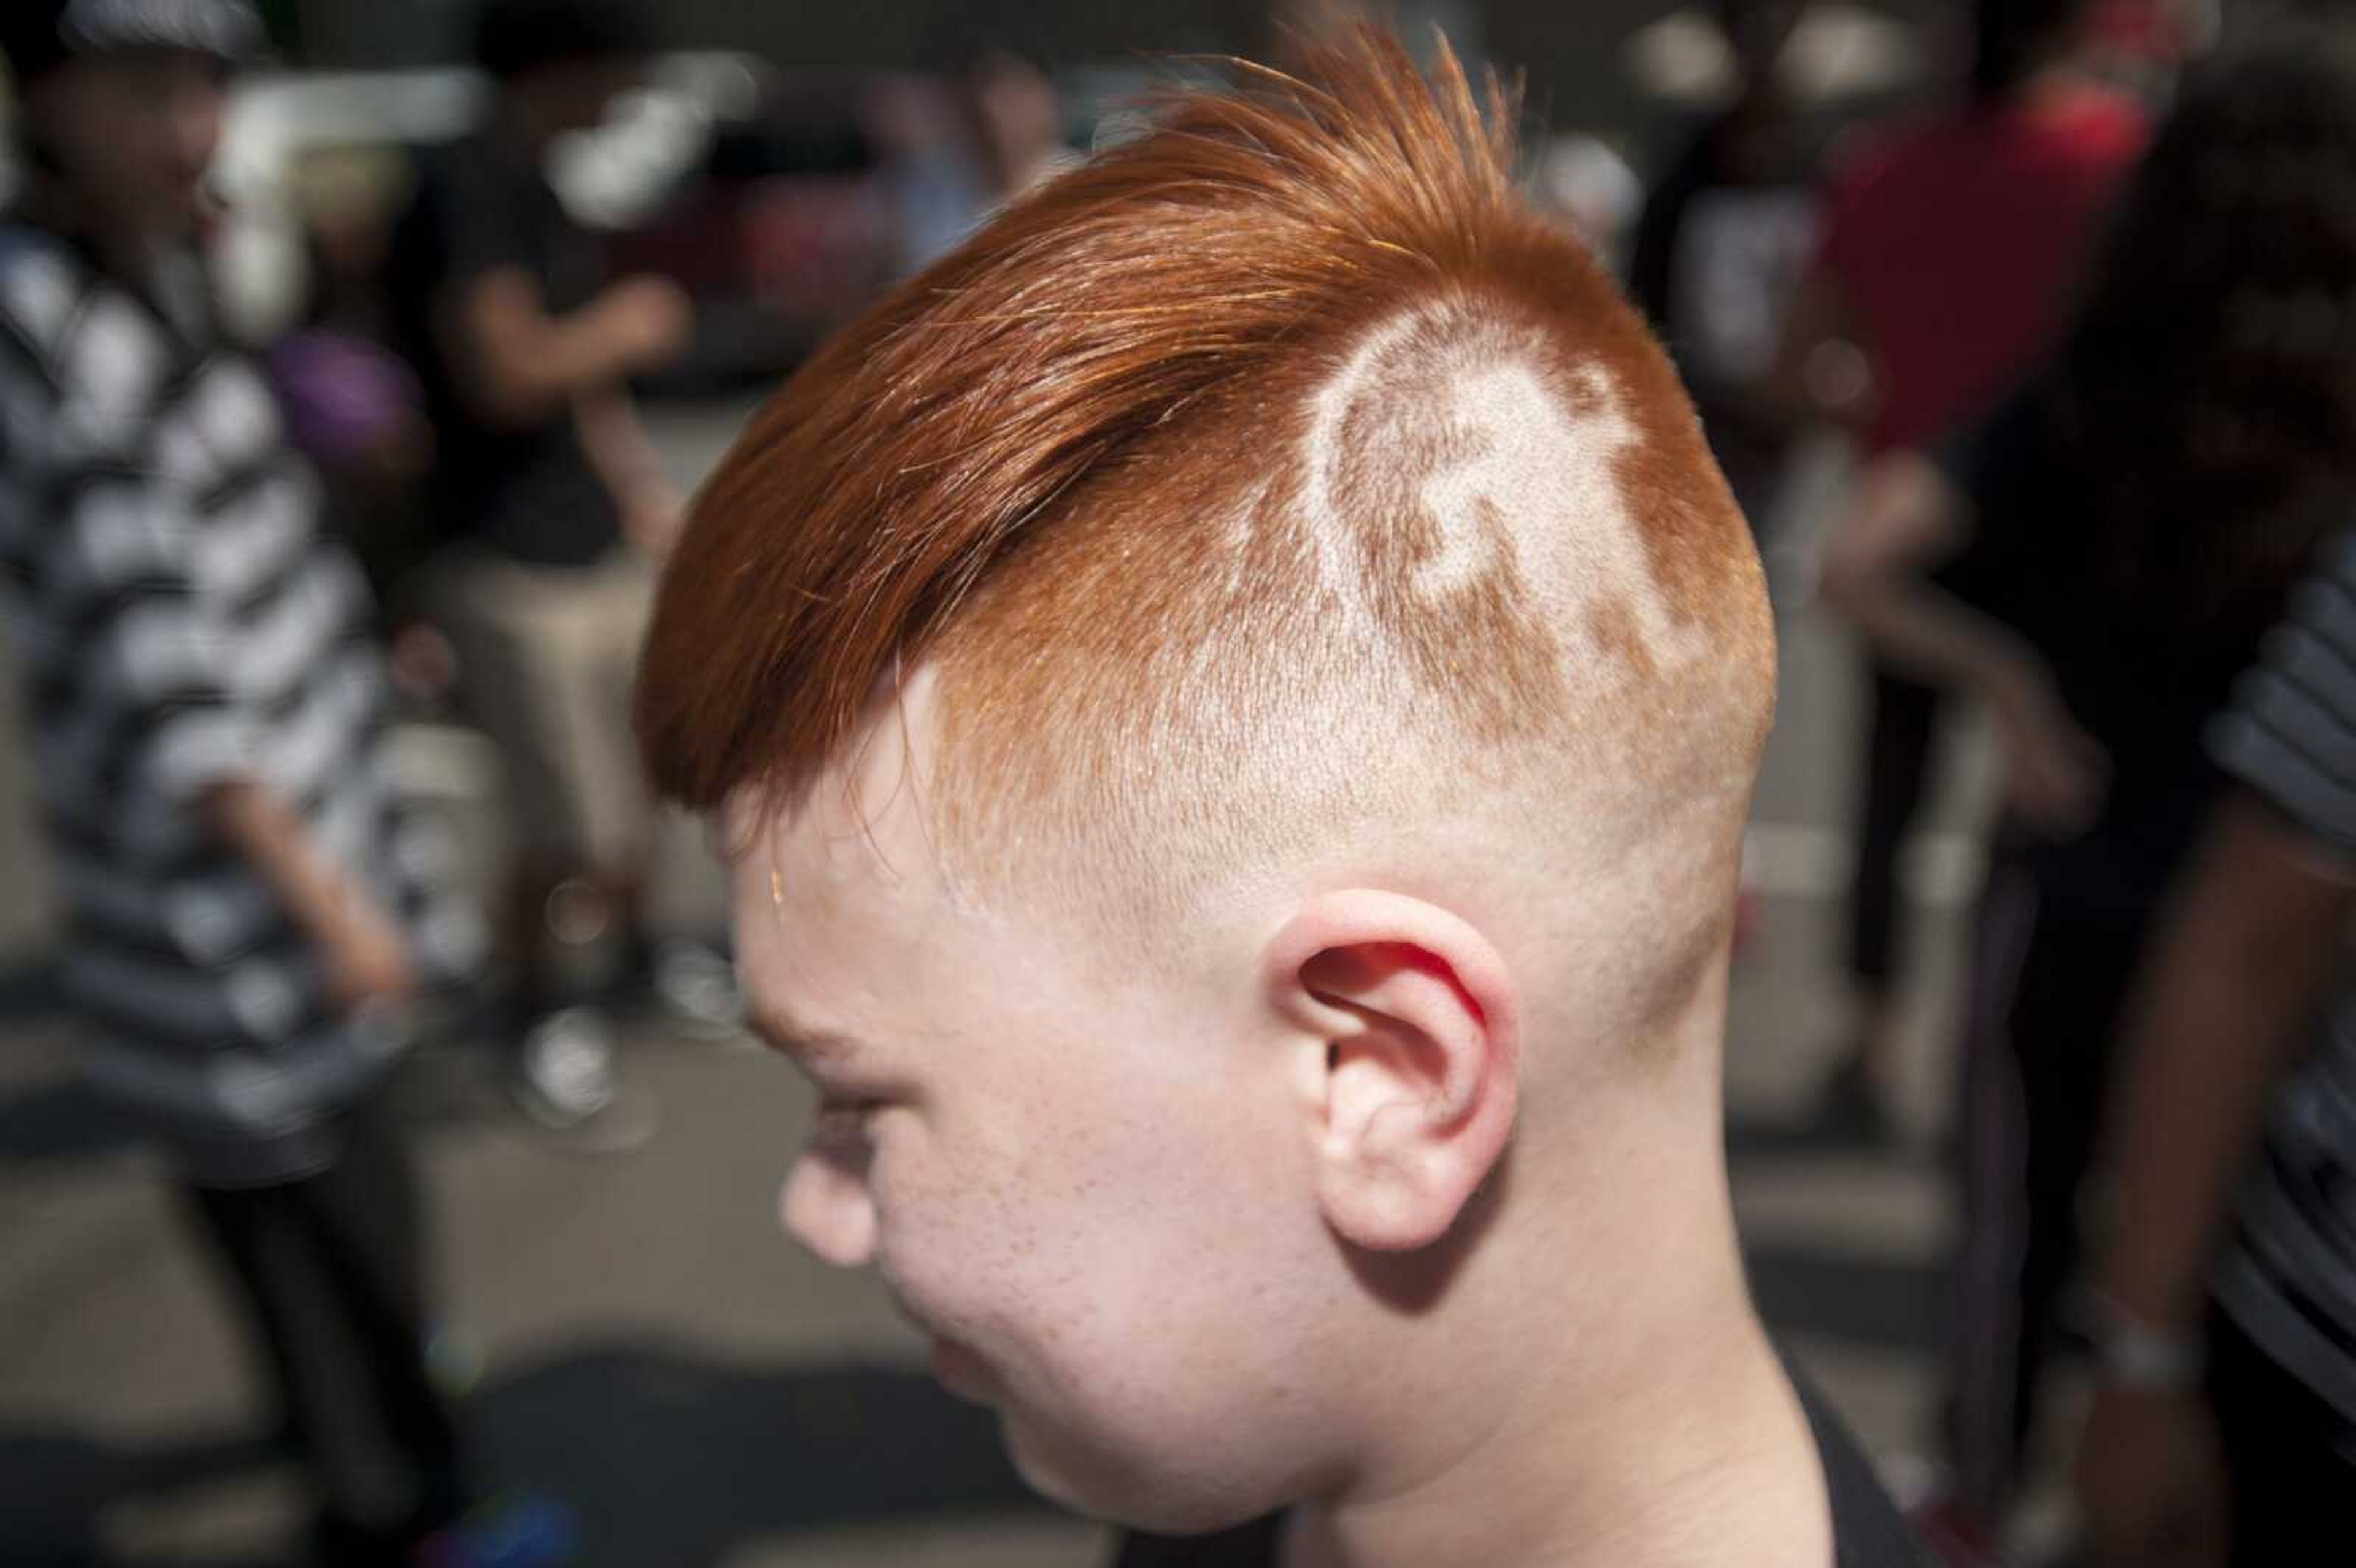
[473, 0, 655, 82]
[1, 0, 266, 85]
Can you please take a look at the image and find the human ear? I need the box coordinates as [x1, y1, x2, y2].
[1265, 890, 1519, 1253]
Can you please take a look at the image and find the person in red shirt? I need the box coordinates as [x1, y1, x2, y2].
[1817, 18, 2147, 458]
[1784, 4, 2152, 1560]
[1784, 0, 2147, 1142]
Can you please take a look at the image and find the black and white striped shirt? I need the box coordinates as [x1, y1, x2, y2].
[0, 223, 479, 1185]
[2209, 529, 2356, 1423]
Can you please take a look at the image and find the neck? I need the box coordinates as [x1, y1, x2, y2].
[1287, 997, 1830, 1568]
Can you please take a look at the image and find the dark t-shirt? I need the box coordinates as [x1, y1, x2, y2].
[1113, 1372, 1925, 1567]
[385, 132, 621, 568]
[1933, 382, 2263, 921]
[1627, 104, 1824, 519]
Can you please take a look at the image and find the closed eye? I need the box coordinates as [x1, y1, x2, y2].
[809, 1096, 887, 1148]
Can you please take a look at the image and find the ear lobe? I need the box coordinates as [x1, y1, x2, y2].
[1267, 892, 1519, 1253]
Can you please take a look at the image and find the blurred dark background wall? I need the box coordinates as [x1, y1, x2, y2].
[287, 0, 1943, 134]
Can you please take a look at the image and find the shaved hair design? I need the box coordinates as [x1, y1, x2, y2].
[638, 27, 1774, 959]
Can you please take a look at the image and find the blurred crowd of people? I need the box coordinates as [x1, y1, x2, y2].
[4, 0, 2356, 1564]
[0, 1, 769, 1561]
[1633, 1, 2356, 1564]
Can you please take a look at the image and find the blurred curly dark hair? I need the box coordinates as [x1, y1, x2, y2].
[2061, 23, 2356, 648]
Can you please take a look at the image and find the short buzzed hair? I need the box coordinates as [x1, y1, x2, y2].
[638, 29, 1772, 952]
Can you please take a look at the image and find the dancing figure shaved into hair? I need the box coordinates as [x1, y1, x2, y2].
[638, 27, 1924, 1568]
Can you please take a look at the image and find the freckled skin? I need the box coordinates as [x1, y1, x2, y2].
[741, 674, 1355, 1532]
[739, 318, 1769, 1539]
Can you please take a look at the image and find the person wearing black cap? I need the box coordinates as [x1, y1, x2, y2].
[385, 0, 691, 1145]
[0, 0, 264, 264]
[0, 4, 561, 1566]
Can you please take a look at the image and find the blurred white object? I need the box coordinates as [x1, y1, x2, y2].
[550, 53, 772, 229]
[1626, 3, 1925, 109]
[0, 52, 771, 345]
[206, 67, 476, 342]
[1531, 133, 1644, 267]
[1673, 186, 1819, 380]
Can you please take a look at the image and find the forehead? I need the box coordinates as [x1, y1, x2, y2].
[723, 662, 1260, 1063]
[722, 674, 966, 1035]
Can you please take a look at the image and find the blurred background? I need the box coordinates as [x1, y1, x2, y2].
[2, 1, 2336, 1565]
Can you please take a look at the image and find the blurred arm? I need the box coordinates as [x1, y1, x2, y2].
[1816, 451, 2023, 694]
[204, 778, 372, 949]
[2096, 794, 2352, 1331]
[1820, 451, 2107, 830]
[2076, 544, 2356, 1565]
[204, 780, 415, 1012]
[437, 267, 686, 428]
[576, 386, 681, 555]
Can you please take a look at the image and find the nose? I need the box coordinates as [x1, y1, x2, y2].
[780, 1134, 878, 1269]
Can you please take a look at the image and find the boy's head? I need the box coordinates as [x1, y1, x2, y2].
[3, 0, 264, 244]
[638, 29, 1775, 1532]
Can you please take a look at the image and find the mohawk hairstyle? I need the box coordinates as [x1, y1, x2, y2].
[639, 26, 1771, 918]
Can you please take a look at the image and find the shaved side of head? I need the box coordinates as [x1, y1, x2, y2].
[638, 28, 1775, 1050]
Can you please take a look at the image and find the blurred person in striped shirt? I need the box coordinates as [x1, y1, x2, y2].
[2074, 528, 2356, 1566]
[0, 5, 555, 1564]
[1822, 22, 2356, 1558]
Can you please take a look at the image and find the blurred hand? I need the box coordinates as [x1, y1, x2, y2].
[601, 275, 693, 373]
[362, 410, 435, 486]
[321, 893, 417, 1017]
[2073, 1383, 2229, 1568]
[617, 480, 685, 558]
[1990, 668, 2110, 837]
[387, 620, 459, 704]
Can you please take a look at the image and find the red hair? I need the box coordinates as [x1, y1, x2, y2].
[638, 26, 1769, 917]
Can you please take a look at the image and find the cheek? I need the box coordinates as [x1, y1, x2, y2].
[879, 1070, 1334, 1408]
[856, 1049, 1361, 1526]
[979, 1134, 1354, 1534]
[881, 1075, 1209, 1285]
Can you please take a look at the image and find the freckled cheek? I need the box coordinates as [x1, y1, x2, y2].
[869, 1095, 1207, 1304]
[867, 1126, 1064, 1309]
[856, 1126, 971, 1287]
